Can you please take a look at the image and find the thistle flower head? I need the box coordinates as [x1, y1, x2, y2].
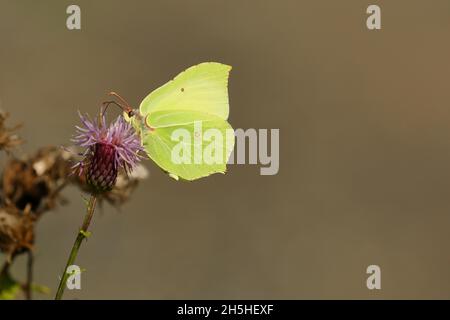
[72, 112, 144, 193]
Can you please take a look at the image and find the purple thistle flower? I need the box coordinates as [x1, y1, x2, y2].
[72, 112, 144, 193]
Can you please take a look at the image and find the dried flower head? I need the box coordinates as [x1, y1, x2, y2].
[0, 110, 22, 152]
[0, 205, 34, 261]
[72, 112, 144, 193]
[1, 147, 71, 215]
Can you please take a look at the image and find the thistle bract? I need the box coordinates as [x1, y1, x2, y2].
[72, 112, 143, 193]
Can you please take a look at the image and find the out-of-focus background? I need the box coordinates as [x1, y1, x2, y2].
[1, 0, 450, 299]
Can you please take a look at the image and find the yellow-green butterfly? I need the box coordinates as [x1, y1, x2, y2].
[106, 62, 234, 181]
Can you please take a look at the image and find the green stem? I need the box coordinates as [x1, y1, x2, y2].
[55, 194, 97, 300]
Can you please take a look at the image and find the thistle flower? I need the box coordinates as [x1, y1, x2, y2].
[72, 112, 143, 193]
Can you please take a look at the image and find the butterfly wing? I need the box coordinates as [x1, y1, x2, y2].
[140, 62, 231, 119]
[139, 62, 234, 181]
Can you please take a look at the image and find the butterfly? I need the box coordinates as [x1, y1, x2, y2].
[104, 62, 234, 181]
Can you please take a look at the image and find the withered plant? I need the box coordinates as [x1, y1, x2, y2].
[0, 110, 147, 300]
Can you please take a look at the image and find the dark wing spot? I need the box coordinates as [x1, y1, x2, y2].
[181, 87, 185, 92]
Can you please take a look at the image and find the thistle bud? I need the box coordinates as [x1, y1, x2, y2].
[86, 143, 118, 192]
[72, 112, 144, 194]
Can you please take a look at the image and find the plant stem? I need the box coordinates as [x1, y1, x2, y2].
[0, 260, 10, 277]
[55, 194, 97, 300]
[25, 250, 33, 300]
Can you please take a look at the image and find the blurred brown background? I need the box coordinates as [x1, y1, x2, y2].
[1, 0, 450, 299]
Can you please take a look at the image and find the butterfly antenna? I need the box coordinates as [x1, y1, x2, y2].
[101, 92, 134, 118]
[108, 92, 134, 116]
